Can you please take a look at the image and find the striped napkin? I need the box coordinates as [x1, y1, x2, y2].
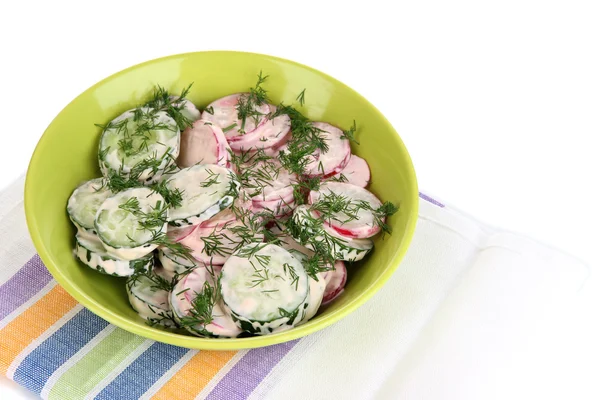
[0, 176, 589, 400]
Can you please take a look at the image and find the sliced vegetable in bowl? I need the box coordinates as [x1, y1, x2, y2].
[64, 72, 401, 339]
[25, 52, 418, 350]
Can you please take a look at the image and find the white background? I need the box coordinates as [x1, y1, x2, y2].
[0, 0, 598, 399]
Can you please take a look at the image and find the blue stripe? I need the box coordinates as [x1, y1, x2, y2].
[94, 342, 188, 400]
[13, 308, 109, 394]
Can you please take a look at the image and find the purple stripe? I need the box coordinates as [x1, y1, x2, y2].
[206, 339, 299, 400]
[419, 192, 445, 208]
[0, 255, 52, 320]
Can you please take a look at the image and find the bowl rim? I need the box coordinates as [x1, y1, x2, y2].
[24, 50, 419, 350]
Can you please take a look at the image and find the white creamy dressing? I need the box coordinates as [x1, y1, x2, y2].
[100, 108, 180, 180]
[166, 164, 236, 223]
[169, 96, 201, 122]
[309, 182, 383, 237]
[177, 120, 230, 168]
[181, 220, 264, 265]
[67, 178, 111, 230]
[74, 234, 151, 276]
[127, 271, 175, 327]
[299, 272, 327, 325]
[322, 261, 347, 305]
[220, 244, 309, 326]
[332, 154, 371, 188]
[94, 187, 166, 260]
[251, 194, 296, 217]
[292, 205, 373, 262]
[305, 122, 351, 177]
[170, 267, 241, 337]
[201, 93, 270, 137]
[246, 159, 297, 202]
[228, 104, 291, 151]
[157, 247, 199, 274]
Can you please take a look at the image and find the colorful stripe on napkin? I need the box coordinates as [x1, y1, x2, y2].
[0, 194, 443, 400]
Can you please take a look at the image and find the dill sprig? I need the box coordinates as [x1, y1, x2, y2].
[150, 232, 195, 264]
[282, 263, 300, 290]
[291, 176, 321, 205]
[178, 281, 217, 331]
[341, 120, 359, 144]
[228, 148, 282, 199]
[296, 89, 306, 106]
[103, 152, 178, 192]
[236, 71, 269, 133]
[309, 191, 398, 235]
[200, 169, 221, 188]
[150, 179, 184, 209]
[145, 83, 195, 131]
[370, 201, 399, 235]
[270, 101, 328, 175]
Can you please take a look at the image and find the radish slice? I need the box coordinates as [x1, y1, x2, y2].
[305, 122, 351, 177]
[200, 189, 252, 229]
[179, 220, 264, 265]
[201, 93, 270, 139]
[330, 155, 370, 188]
[269, 225, 315, 259]
[166, 225, 196, 242]
[244, 159, 297, 202]
[251, 195, 296, 217]
[263, 136, 291, 158]
[298, 272, 327, 324]
[177, 120, 231, 168]
[229, 105, 291, 152]
[170, 266, 241, 338]
[309, 182, 383, 239]
[321, 261, 347, 305]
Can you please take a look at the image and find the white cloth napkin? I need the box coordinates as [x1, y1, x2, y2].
[249, 199, 592, 400]
[0, 175, 593, 400]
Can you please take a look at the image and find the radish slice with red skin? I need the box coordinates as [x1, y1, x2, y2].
[251, 194, 296, 217]
[166, 225, 196, 242]
[177, 120, 231, 168]
[179, 220, 264, 266]
[305, 122, 351, 178]
[321, 261, 346, 305]
[199, 189, 252, 229]
[170, 266, 241, 338]
[308, 182, 383, 239]
[229, 105, 291, 152]
[244, 160, 297, 202]
[330, 155, 370, 188]
[201, 93, 270, 140]
[263, 137, 291, 158]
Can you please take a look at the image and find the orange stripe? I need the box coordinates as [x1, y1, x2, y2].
[0, 286, 78, 374]
[151, 350, 237, 400]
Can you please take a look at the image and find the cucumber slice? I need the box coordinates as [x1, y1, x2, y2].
[170, 267, 241, 338]
[172, 97, 201, 123]
[157, 247, 199, 274]
[74, 234, 153, 277]
[291, 205, 374, 262]
[98, 107, 180, 184]
[95, 187, 167, 260]
[298, 271, 327, 325]
[126, 268, 177, 328]
[67, 178, 111, 235]
[220, 244, 309, 335]
[165, 164, 240, 227]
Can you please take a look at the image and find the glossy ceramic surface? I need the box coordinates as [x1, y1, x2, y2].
[25, 51, 418, 349]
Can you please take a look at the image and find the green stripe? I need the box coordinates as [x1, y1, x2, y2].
[48, 328, 146, 400]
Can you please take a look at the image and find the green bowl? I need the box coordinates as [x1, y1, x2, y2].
[24, 51, 418, 350]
